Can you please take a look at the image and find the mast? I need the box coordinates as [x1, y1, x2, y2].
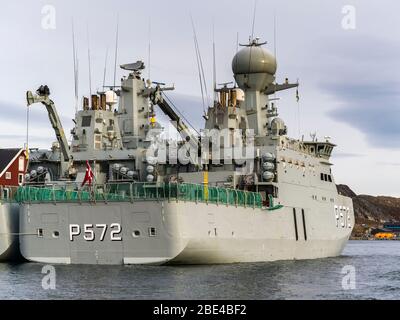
[113, 16, 119, 89]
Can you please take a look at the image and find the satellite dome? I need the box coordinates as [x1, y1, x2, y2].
[232, 47, 277, 75]
[232, 39, 277, 90]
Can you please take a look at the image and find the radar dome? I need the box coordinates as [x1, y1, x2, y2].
[232, 40, 277, 90]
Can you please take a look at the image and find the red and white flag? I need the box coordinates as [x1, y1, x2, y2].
[81, 161, 94, 187]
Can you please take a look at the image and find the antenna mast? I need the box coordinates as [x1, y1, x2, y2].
[113, 15, 119, 89]
[194, 35, 206, 113]
[72, 20, 79, 113]
[273, 10, 278, 103]
[246, 0, 257, 88]
[251, 0, 258, 41]
[235, 32, 239, 87]
[103, 48, 109, 90]
[148, 17, 152, 80]
[190, 16, 210, 108]
[273, 11, 277, 59]
[87, 25, 92, 108]
[212, 20, 217, 101]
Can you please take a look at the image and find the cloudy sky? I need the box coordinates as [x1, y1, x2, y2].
[0, 0, 399, 196]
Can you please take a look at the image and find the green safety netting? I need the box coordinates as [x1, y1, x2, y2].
[15, 183, 263, 209]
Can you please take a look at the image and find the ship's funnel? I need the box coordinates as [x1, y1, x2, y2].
[91, 95, 99, 110]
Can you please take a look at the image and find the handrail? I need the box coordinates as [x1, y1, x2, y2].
[14, 182, 264, 209]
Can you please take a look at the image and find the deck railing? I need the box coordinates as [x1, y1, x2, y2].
[14, 182, 264, 209]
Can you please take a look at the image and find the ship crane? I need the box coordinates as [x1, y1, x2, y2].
[149, 85, 200, 151]
[26, 85, 71, 168]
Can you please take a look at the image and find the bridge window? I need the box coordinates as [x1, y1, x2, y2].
[82, 116, 92, 127]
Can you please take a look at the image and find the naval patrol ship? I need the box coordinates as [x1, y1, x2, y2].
[17, 37, 354, 265]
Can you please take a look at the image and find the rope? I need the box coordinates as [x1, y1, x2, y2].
[296, 83, 301, 139]
[26, 105, 30, 164]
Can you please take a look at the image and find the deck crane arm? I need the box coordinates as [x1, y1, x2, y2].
[26, 85, 71, 163]
[149, 85, 200, 150]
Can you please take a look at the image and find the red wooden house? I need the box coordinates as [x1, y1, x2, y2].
[0, 149, 28, 187]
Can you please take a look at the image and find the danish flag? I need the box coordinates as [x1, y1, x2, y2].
[81, 161, 94, 187]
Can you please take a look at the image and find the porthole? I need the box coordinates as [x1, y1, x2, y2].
[52, 231, 59, 238]
[133, 230, 141, 238]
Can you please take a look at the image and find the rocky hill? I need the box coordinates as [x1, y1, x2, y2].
[337, 185, 400, 237]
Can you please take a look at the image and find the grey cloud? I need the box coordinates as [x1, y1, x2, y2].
[0, 101, 73, 128]
[332, 152, 366, 158]
[309, 34, 400, 148]
[376, 161, 400, 167]
[0, 134, 53, 144]
[326, 82, 400, 148]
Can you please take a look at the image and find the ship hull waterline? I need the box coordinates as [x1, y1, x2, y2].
[0, 203, 21, 262]
[19, 198, 354, 265]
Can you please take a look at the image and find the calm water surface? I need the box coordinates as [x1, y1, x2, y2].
[0, 241, 399, 300]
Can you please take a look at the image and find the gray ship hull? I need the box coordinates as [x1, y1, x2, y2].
[19, 197, 354, 265]
[0, 203, 20, 262]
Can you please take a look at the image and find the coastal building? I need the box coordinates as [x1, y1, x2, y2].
[0, 149, 28, 187]
[383, 224, 400, 233]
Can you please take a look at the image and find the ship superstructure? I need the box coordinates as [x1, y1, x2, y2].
[18, 37, 354, 265]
